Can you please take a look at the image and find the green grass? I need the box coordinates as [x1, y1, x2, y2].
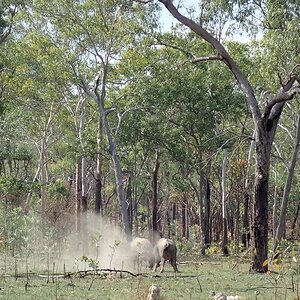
[0, 256, 299, 299]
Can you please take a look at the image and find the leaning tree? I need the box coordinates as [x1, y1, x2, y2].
[140, 0, 300, 272]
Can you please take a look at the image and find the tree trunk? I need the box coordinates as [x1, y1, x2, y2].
[273, 115, 300, 253]
[196, 165, 208, 255]
[185, 197, 189, 239]
[234, 190, 240, 253]
[167, 210, 171, 238]
[221, 149, 229, 255]
[204, 179, 211, 246]
[182, 199, 187, 239]
[40, 132, 48, 214]
[290, 203, 300, 239]
[81, 156, 88, 212]
[252, 172, 269, 272]
[251, 123, 273, 272]
[95, 118, 103, 215]
[272, 165, 278, 239]
[111, 147, 132, 236]
[126, 172, 133, 229]
[82, 74, 132, 237]
[152, 150, 160, 241]
[242, 192, 250, 249]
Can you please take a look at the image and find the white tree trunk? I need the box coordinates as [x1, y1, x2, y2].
[81, 72, 131, 236]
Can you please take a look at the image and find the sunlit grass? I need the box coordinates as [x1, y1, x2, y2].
[0, 254, 299, 299]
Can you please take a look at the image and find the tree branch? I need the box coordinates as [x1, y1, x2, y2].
[134, 0, 154, 3]
[155, 41, 195, 59]
[0, 6, 17, 44]
[191, 55, 222, 63]
[157, 0, 261, 123]
[155, 40, 222, 64]
[265, 76, 300, 115]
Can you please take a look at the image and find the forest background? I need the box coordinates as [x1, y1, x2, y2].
[0, 0, 299, 276]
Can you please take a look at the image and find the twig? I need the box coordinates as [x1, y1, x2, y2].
[196, 276, 202, 292]
[232, 246, 253, 270]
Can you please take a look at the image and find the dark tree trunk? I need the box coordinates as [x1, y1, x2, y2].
[182, 201, 186, 238]
[242, 192, 250, 249]
[204, 179, 211, 245]
[251, 174, 269, 272]
[185, 198, 189, 239]
[152, 150, 160, 241]
[195, 164, 208, 255]
[172, 203, 176, 221]
[167, 210, 171, 239]
[250, 117, 280, 272]
[95, 177, 102, 215]
[222, 150, 229, 256]
[290, 203, 300, 239]
[95, 118, 103, 215]
[82, 195, 88, 212]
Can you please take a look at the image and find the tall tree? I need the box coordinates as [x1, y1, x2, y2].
[142, 0, 300, 272]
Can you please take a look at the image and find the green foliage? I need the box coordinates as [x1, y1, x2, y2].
[81, 255, 99, 270]
[46, 179, 70, 199]
[0, 206, 42, 255]
[0, 175, 27, 195]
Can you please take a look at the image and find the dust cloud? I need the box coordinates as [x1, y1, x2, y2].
[55, 212, 137, 272]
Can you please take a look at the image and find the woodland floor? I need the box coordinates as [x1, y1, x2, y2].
[0, 254, 299, 300]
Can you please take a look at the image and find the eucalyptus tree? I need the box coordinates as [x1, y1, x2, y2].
[30, 0, 159, 236]
[139, 0, 300, 272]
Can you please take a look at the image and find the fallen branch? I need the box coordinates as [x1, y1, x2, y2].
[4, 268, 148, 279]
[245, 286, 295, 291]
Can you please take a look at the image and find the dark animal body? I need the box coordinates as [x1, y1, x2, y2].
[153, 238, 178, 273]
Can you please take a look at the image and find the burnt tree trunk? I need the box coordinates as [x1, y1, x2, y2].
[251, 119, 276, 272]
